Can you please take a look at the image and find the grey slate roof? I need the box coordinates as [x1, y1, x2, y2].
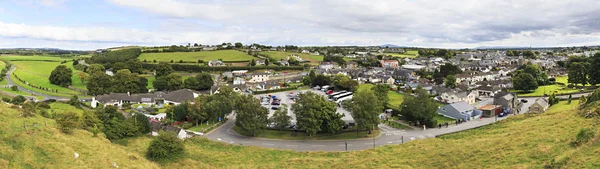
[449, 101, 476, 113]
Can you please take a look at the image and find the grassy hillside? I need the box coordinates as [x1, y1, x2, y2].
[1, 99, 599, 168]
[10, 61, 85, 96]
[139, 50, 255, 62]
[0, 103, 160, 168]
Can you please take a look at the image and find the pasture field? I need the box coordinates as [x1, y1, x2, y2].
[0, 55, 77, 62]
[9, 60, 86, 97]
[512, 84, 580, 97]
[139, 50, 255, 62]
[260, 51, 324, 64]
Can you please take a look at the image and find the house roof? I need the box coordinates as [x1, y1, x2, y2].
[448, 101, 476, 113]
[535, 98, 549, 108]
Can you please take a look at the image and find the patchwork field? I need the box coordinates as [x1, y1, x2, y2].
[260, 51, 324, 64]
[512, 84, 580, 97]
[139, 50, 255, 62]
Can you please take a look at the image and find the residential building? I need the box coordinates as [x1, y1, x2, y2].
[233, 77, 246, 85]
[346, 61, 358, 69]
[319, 62, 336, 70]
[208, 60, 225, 67]
[248, 73, 270, 83]
[493, 91, 521, 113]
[440, 90, 477, 104]
[438, 101, 481, 120]
[91, 89, 216, 108]
[380, 60, 399, 69]
[529, 98, 550, 113]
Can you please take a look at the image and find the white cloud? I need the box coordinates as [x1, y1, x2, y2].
[2, 0, 600, 49]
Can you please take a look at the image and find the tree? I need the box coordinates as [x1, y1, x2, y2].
[77, 72, 89, 85]
[81, 111, 102, 130]
[520, 64, 548, 85]
[291, 92, 343, 136]
[146, 131, 185, 162]
[399, 89, 438, 127]
[56, 112, 80, 134]
[86, 64, 105, 75]
[568, 62, 589, 86]
[125, 60, 143, 74]
[155, 62, 174, 77]
[350, 90, 382, 133]
[49, 65, 72, 87]
[170, 102, 190, 122]
[332, 74, 358, 91]
[97, 106, 140, 140]
[588, 53, 600, 85]
[153, 76, 168, 91]
[249, 59, 256, 66]
[112, 62, 128, 71]
[234, 42, 243, 48]
[579, 95, 587, 105]
[312, 74, 332, 87]
[87, 72, 114, 95]
[445, 75, 457, 89]
[512, 71, 538, 92]
[165, 74, 183, 91]
[439, 63, 461, 78]
[235, 95, 269, 136]
[10, 85, 18, 91]
[195, 73, 213, 90]
[68, 95, 81, 108]
[432, 69, 443, 84]
[548, 93, 559, 106]
[184, 77, 200, 90]
[132, 113, 151, 134]
[371, 84, 389, 106]
[11, 95, 26, 105]
[522, 50, 536, 59]
[269, 105, 291, 130]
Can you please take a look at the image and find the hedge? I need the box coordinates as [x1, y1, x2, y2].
[142, 63, 304, 72]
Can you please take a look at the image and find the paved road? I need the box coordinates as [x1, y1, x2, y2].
[4, 66, 68, 101]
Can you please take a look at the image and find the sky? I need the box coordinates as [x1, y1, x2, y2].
[1, 0, 600, 50]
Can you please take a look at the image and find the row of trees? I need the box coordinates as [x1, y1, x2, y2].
[86, 68, 148, 96]
[566, 54, 600, 86]
[152, 73, 213, 92]
[168, 87, 237, 127]
[418, 49, 455, 59]
[89, 48, 142, 64]
[512, 63, 549, 92]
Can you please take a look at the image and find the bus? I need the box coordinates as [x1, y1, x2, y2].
[328, 91, 348, 100]
[333, 92, 352, 101]
[320, 85, 330, 92]
[336, 95, 353, 104]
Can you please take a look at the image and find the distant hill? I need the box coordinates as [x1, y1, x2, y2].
[473, 46, 532, 50]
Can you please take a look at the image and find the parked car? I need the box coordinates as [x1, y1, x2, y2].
[520, 99, 528, 103]
[498, 112, 506, 117]
[326, 90, 333, 95]
[271, 101, 280, 105]
[271, 106, 280, 110]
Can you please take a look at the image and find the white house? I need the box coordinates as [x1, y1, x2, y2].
[233, 77, 246, 85]
[440, 91, 477, 104]
[248, 73, 270, 83]
[91, 89, 212, 108]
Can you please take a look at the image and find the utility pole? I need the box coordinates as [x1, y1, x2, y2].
[345, 141, 348, 151]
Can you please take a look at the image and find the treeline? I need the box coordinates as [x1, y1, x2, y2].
[0, 61, 10, 82]
[89, 48, 142, 64]
[143, 45, 201, 53]
[142, 63, 304, 72]
[418, 49, 455, 59]
[85, 65, 148, 96]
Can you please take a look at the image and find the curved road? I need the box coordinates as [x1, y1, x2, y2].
[205, 92, 592, 152]
[4, 66, 68, 101]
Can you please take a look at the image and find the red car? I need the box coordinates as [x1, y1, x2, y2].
[326, 90, 333, 95]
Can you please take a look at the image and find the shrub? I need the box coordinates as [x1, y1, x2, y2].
[147, 131, 185, 162]
[11, 95, 26, 105]
[56, 112, 80, 134]
[10, 85, 18, 91]
[571, 128, 595, 147]
[1, 97, 10, 103]
[36, 102, 51, 109]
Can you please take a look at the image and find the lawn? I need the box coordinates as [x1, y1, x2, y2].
[434, 115, 456, 125]
[260, 51, 324, 64]
[382, 120, 412, 130]
[139, 50, 255, 62]
[10, 61, 85, 96]
[234, 126, 380, 140]
[358, 84, 404, 109]
[512, 84, 581, 97]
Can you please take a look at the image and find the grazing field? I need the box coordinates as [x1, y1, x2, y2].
[260, 51, 324, 64]
[405, 50, 419, 55]
[1, 98, 599, 168]
[49, 102, 84, 116]
[139, 50, 255, 62]
[9, 60, 86, 97]
[381, 53, 418, 58]
[0, 55, 76, 62]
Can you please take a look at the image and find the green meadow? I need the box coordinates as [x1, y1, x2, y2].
[139, 50, 255, 62]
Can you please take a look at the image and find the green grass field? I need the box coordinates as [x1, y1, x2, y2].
[260, 51, 324, 64]
[381, 53, 418, 58]
[0, 55, 76, 62]
[1, 98, 599, 168]
[11, 61, 85, 96]
[139, 50, 255, 62]
[48, 102, 84, 116]
[357, 84, 404, 108]
[234, 126, 380, 140]
[512, 84, 580, 97]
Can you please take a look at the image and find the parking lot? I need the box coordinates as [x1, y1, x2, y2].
[254, 89, 355, 126]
